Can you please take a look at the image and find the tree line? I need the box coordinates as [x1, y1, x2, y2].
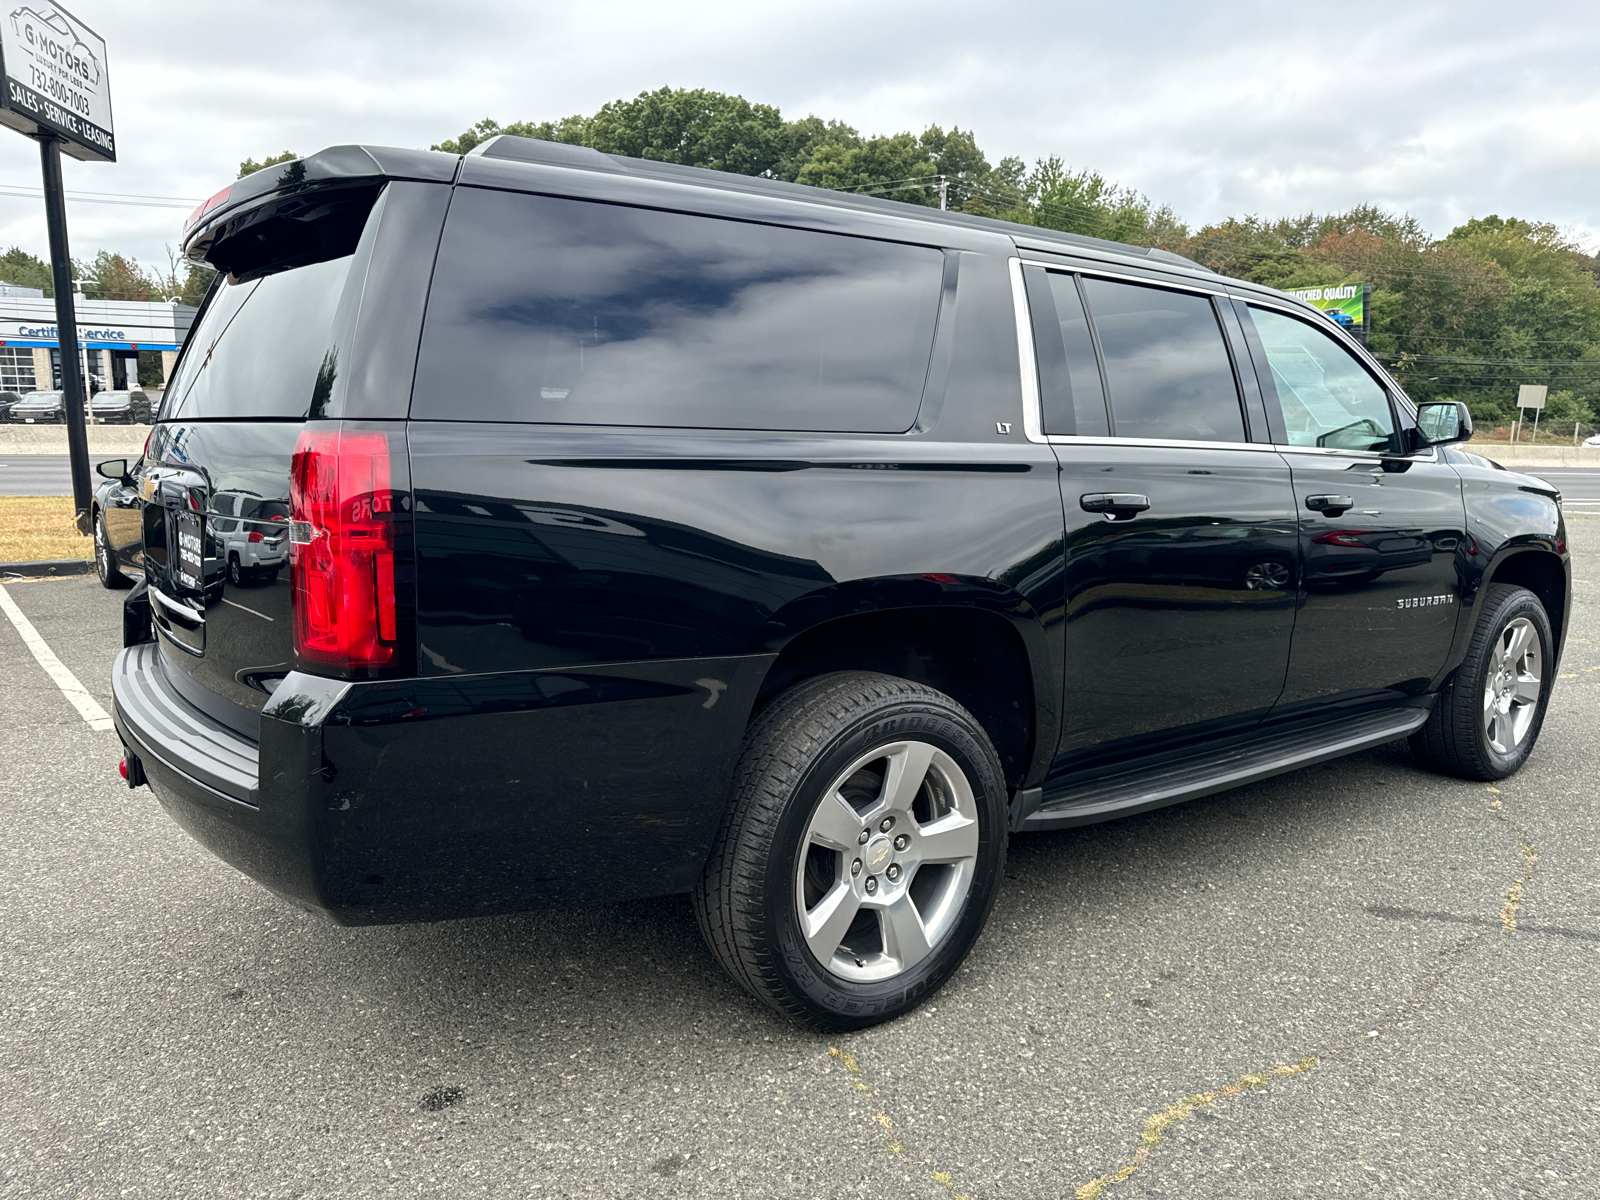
[430, 88, 1600, 431]
[5, 88, 1595, 430]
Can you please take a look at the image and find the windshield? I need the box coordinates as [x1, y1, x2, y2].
[21, 392, 61, 403]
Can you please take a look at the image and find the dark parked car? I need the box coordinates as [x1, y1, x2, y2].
[89, 388, 154, 424]
[9, 389, 65, 422]
[103, 141, 1570, 1031]
[0, 390, 22, 421]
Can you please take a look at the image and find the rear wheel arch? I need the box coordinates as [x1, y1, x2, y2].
[751, 604, 1046, 789]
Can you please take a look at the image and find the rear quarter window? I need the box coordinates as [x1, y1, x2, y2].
[411, 189, 946, 432]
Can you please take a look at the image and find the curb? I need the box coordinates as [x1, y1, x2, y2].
[0, 558, 93, 578]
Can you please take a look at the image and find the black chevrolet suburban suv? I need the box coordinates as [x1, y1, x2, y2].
[101, 139, 1569, 1030]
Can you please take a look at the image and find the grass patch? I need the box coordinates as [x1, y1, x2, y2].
[0, 496, 91, 564]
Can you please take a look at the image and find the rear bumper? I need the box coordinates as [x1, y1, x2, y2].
[113, 641, 772, 924]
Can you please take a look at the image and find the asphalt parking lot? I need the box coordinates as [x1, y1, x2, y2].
[1, 521, 1596, 1200]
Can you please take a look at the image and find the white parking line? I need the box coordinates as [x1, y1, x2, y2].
[0, 584, 114, 732]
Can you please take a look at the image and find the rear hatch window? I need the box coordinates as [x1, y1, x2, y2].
[146, 185, 389, 735]
[162, 253, 355, 422]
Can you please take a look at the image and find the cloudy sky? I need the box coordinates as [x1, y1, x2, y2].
[2, 0, 1597, 274]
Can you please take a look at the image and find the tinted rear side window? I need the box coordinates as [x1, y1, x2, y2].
[412, 189, 945, 432]
[1024, 267, 1108, 437]
[1080, 278, 1246, 443]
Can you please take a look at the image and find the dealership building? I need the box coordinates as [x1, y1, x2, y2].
[0, 281, 196, 394]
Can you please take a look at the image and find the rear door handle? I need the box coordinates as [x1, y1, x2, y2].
[1305, 494, 1354, 515]
[1080, 492, 1151, 518]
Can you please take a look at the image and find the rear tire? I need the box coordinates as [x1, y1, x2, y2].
[1410, 584, 1554, 780]
[693, 671, 1008, 1031]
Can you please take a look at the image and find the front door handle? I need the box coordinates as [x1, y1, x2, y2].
[1081, 492, 1151, 519]
[1305, 494, 1354, 516]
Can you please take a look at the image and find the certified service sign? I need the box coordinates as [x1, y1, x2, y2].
[0, 2, 113, 161]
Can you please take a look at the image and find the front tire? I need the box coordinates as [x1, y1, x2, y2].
[93, 508, 130, 589]
[1411, 583, 1554, 780]
[693, 672, 1008, 1030]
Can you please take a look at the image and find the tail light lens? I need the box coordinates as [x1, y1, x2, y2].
[289, 428, 401, 671]
[1312, 530, 1376, 548]
[246, 530, 263, 544]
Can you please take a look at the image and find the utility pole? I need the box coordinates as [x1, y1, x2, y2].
[938, 176, 948, 212]
[0, 4, 117, 536]
[39, 134, 94, 533]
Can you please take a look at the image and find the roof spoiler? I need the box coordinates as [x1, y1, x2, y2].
[182, 146, 457, 275]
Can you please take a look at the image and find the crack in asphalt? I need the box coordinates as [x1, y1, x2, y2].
[1362, 905, 1600, 942]
[825, 1044, 968, 1199]
[1067, 782, 1545, 1199]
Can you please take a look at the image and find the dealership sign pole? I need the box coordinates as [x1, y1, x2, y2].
[0, 2, 115, 533]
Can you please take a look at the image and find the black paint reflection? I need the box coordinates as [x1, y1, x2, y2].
[412, 189, 944, 432]
[1054, 446, 1299, 761]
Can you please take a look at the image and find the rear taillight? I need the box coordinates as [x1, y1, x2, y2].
[185, 184, 231, 234]
[247, 530, 264, 543]
[289, 428, 400, 671]
[1312, 530, 1376, 548]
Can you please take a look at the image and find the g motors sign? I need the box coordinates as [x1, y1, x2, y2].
[0, 1, 114, 161]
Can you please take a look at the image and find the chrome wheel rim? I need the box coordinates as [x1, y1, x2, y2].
[795, 740, 979, 984]
[1483, 617, 1541, 755]
[94, 517, 110, 580]
[1244, 561, 1291, 590]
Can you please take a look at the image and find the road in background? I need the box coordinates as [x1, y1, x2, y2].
[1530, 468, 1600, 514]
[0, 521, 1596, 1198]
[0, 454, 139, 496]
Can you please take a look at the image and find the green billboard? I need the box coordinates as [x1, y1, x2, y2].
[1284, 283, 1367, 337]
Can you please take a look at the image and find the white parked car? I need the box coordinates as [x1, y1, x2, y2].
[208, 491, 290, 586]
[1583, 434, 1600, 448]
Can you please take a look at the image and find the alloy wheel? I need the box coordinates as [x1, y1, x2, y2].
[1244, 560, 1292, 590]
[795, 740, 979, 983]
[94, 516, 110, 581]
[1483, 616, 1541, 755]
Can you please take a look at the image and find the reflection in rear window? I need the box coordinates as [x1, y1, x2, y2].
[166, 256, 353, 421]
[412, 189, 945, 432]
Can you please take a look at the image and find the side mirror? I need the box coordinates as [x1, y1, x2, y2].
[96, 458, 129, 480]
[1414, 401, 1473, 448]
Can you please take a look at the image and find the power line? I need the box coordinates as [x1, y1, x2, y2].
[0, 185, 200, 210]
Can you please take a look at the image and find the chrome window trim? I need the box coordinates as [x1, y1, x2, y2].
[1043, 434, 1279, 453]
[1011, 256, 1253, 450]
[1008, 258, 1046, 443]
[1016, 256, 1229, 298]
[1272, 442, 1439, 464]
[1007, 257, 1441, 461]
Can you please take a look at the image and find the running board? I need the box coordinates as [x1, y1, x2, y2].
[1013, 706, 1431, 833]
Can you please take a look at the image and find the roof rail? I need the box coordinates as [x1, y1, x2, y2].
[463, 135, 1211, 273]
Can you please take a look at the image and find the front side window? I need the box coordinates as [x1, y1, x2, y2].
[1079, 278, 1247, 443]
[1248, 307, 1399, 453]
[412, 189, 945, 432]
